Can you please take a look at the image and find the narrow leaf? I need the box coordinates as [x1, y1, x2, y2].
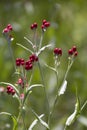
[45, 63, 56, 72]
[23, 84, 43, 105]
[28, 114, 44, 130]
[65, 109, 77, 126]
[37, 44, 52, 56]
[39, 118, 49, 129]
[24, 37, 34, 47]
[27, 84, 43, 91]
[16, 43, 33, 54]
[31, 108, 49, 129]
[65, 97, 80, 126]
[58, 80, 67, 96]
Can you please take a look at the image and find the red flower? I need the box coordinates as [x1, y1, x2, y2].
[54, 48, 62, 56]
[6, 86, 15, 96]
[30, 22, 38, 30]
[68, 49, 73, 55]
[3, 24, 13, 33]
[25, 60, 33, 70]
[41, 19, 50, 31]
[29, 54, 38, 62]
[68, 46, 78, 57]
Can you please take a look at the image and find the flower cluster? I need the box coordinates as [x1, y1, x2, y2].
[53, 48, 62, 56]
[17, 78, 24, 88]
[41, 19, 50, 31]
[3, 24, 13, 33]
[30, 22, 38, 30]
[30, 19, 50, 32]
[68, 46, 78, 57]
[2, 24, 13, 41]
[6, 86, 15, 95]
[16, 54, 38, 71]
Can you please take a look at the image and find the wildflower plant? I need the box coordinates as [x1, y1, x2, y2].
[0, 19, 87, 130]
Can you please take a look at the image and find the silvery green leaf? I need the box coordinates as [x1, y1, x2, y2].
[65, 97, 80, 126]
[58, 80, 67, 96]
[23, 84, 43, 105]
[45, 63, 56, 72]
[16, 43, 33, 54]
[31, 109, 49, 129]
[37, 44, 52, 56]
[24, 37, 34, 46]
[39, 118, 49, 129]
[28, 114, 44, 130]
[27, 84, 43, 91]
[65, 109, 77, 126]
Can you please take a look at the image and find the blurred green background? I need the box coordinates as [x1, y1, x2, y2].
[0, 0, 87, 130]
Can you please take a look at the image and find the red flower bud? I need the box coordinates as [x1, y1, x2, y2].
[54, 48, 62, 56]
[42, 19, 47, 25]
[72, 46, 77, 52]
[3, 28, 9, 33]
[44, 22, 50, 27]
[33, 22, 38, 28]
[68, 49, 73, 55]
[74, 51, 78, 56]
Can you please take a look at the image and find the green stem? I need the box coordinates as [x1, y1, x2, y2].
[48, 70, 59, 128]
[38, 60, 50, 125]
[17, 102, 26, 130]
[8, 42, 16, 71]
[81, 100, 87, 111]
[21, 111, 27, 130]
[64, 125, 68, 130]
[63, 59, 74, 81]
[39, 31, 44, 50]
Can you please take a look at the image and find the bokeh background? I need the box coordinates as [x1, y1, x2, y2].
[0, 0, 87, 130]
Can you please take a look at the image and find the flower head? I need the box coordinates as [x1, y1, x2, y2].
[3, 24, 13, 34]
[54, 48, 62, 56]
[41, 19, 50, 31]
[6, 86, 15, 96]
[68, 46, 78, 57]
[30, 22, 38, 30]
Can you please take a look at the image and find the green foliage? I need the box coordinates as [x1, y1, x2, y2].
[0, 0, 87, 130]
